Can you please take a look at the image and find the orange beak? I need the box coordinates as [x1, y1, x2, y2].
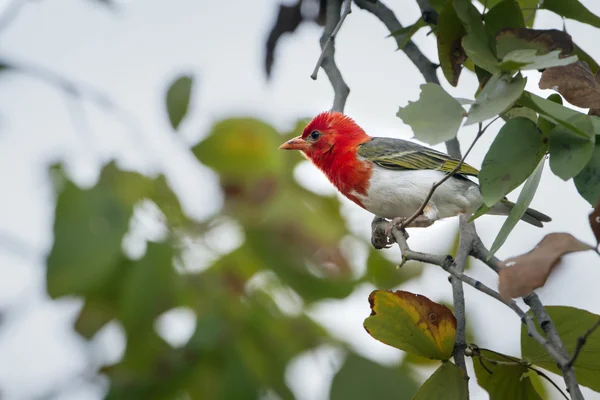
[279, 136, 309, 151]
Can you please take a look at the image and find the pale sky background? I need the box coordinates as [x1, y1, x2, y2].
[0, 0, 599, 399]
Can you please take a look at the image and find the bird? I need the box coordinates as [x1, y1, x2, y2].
[279, 111, 550, 234]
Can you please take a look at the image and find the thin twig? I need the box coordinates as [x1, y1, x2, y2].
[311, 0, 351, 112]
[310, 0, 352, 80]
[387, 228, 570, 366]
[567, 317, 600, 367]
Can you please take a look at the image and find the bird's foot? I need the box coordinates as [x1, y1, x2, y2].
[385, 217, 410, 242]
[371, 217, 393, 249]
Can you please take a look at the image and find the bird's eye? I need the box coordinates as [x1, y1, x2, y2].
[310, 130, 321, 140]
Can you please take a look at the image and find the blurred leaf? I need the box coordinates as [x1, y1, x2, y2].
[47, 163, 144, 298]
[465, 72, 526, 125]
[479, 117, 545, 207]
[119, 242, 184, 336]
[473, 349, 542, 400]
[549, 114, 595, 180]
[499, 232, 594, 298]
[391, 18, 426, 50]
[396, 83, 465, 145]
[437, 3, 466, 86]
[499, 49, 577, 72]
[496, 28, 574, 59]
[540, 61, 600, 110]
[453, 0, 500, 73]
[364, 290, 456, 360]
[541, 0, 600, 29]
[193, 118, 283, 181]
[330, 353, 419, 400]
[484, 0, 525, 39]
[488, 158, 545, 258]
[166, 75, 193, 130]
[521, 306, 600, 392]
[412, 361, 468, 399]
[519, 92, 592, 137]
[574, 142, 600, 205]
[363, 248, 422, 289]
[245, 230, 357, 303]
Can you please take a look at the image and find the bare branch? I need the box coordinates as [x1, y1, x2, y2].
[471, 233, 584, 399]
[311, 0, 351, 112]
[384, 226, 571, 368]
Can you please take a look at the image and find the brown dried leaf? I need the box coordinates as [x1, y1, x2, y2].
[499, 233, 595, 299]
[591, 196, 600, 246]
[539, 62, 600, 109]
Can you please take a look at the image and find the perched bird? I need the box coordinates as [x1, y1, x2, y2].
[279, 111, 550, 231]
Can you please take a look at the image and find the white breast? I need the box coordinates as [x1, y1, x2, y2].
[353, 167, 483, 221]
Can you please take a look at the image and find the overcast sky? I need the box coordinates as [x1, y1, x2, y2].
[0, 0, 599, 399]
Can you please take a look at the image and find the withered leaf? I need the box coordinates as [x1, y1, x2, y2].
[364, 290, 457, 360]
[539, 61, 600, 110]
[591, 195, 600, 246]
[499, 233, 595, 299]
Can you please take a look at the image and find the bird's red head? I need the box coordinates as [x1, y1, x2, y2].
[279, 111, 370, 163]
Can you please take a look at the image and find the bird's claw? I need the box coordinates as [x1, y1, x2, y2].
[385, 217, 409, 240]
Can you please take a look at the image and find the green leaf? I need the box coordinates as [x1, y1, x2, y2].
[479, 118, 545, 206]
[473, 349, 542, 400]
[518, 92, 591, 138]
[166, 75, 193, 130]
[484, 0, 525, 39]
[453, 0, 499, 73]
[574, 141, 600, 205]
[521, 306, 600, 392]
[499, 49, 578, 72]
[541, 0, 600, 29]
[47, 164, 142, 298]
[465, 72, 526, 125]
[391, 18, 426, 50]
[549, 114, 596, 180]
[537, 94, 562, 136]
[412, 362, 468, 400]
[468, 203, 491, 223]
[364, 290, 457, 360]
[396, 83, 465, 145]
[330, 354, 419, 400]
[488, 156, 544, 258]
[437, 2, 467, 86]
[502, 106, 537, 122]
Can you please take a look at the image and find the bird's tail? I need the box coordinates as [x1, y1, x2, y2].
[488, 199, 552, 227]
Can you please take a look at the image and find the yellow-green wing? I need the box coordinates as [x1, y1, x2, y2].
[357, 137, 479, 177]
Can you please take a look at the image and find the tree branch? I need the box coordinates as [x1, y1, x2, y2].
[471, 237, 584, 399]
[312, 0, 351, 112]
[384, 225, 570, 368]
